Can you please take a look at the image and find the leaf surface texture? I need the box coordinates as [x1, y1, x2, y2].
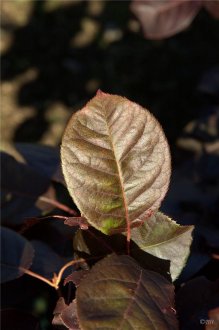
[61, 91, 171, 234]
[76, 254, 178, 330]
[131, 212, 194, 280]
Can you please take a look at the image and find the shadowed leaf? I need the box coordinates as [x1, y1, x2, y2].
[15, 143, 60, 180]
[31, 240, 70, 279]
[1, 152, 50, 196]
[0, 152, 52, 225]
[73, 228, 171, 280]
[53, 297, 80, 330]
[131, 212, 194, 280]
[0, 227, 34, 283]
[64, 270, 89, 287]
[204, 1, 219, 19]
[64, 216, 89, 230]
[14, 143, 66, 185]
[61, 91, 171, 235]
[76, 254, 178, 330]
[131, 0, 202, 39]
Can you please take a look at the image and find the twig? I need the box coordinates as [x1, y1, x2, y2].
[39, 196, 77, 215]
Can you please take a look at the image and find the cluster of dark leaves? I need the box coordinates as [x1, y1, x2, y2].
[1, 123, 219, 330]
[1, 144, 79, 329]
[1, 1, 219, 329]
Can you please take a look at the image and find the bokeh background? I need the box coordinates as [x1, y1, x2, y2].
[1, 1, 219, 329]
[2, 0, 219, 149]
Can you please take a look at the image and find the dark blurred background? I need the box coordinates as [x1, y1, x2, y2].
[1, 1, 219, 329]
[1, 0, 218, 147]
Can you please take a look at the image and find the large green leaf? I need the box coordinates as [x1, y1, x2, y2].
[61, 91, 171, 235]
[131, 212, 194, 280]
[76, 254, 178, 330]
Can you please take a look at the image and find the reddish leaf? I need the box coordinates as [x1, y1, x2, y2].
[131, 0, 202, 39]
[64, 217, 89, 230]
[64, 270, 89, 287]
[53, 297, 80, 330]
[76, 254, 178, 329]
[61, 91, 171, 235]
[73, 228, 171, 279]
[204, 1, 219, 19]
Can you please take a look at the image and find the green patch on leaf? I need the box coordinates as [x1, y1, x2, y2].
[76, 254, 178, 330]
[61, 91, 171, 235]
[131, 212, 194, 280]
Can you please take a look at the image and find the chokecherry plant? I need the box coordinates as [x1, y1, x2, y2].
[2, 91, 194, 329]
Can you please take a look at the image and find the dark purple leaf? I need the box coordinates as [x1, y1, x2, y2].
[204, 1, 219, 19]
[15, 143, 61, 180]
[73, 228, 171, 280]
[76, 254, 178, 329]
[61, 300, 79, 330]
[1, 227, 34, 283]
[31, 240, 71, 279]
[53, 297, 80, 330]
[1, 152, 49, 197]
[64, 217, 89, 230]
[1, 152, 51, 225]
[64, 270, 89, 287]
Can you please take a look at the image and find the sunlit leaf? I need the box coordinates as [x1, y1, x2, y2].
[61, 91, 171, 235]
[131, 0, 202, 39]
[76, 254, 178, 330]
[130, 212, 194, 280]
[0, 227, 34, 283]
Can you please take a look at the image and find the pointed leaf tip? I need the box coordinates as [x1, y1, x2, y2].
[131, 212, 194, 280]
[96, 89, 104, 96]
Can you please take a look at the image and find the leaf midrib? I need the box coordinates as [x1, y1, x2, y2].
[104, 111, 130, 238]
